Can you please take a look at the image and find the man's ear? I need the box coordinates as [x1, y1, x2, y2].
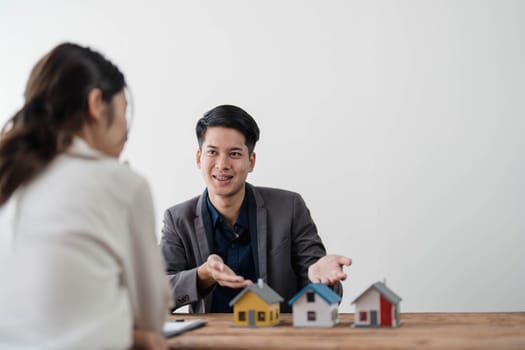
[196, 148, 202, 169]
[87, 88, 104, 123]
[248, 152, 256, 172]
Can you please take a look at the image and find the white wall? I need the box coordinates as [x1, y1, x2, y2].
[1, 0, 524, 313]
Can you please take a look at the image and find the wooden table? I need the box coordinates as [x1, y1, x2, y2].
[167, 312, 525, 349]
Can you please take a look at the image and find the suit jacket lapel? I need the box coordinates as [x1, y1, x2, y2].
[195, 190, 215, 312]
[246, 185, 259, 278]
[195, 189, 211, 261]
[249, 184, 268, 281]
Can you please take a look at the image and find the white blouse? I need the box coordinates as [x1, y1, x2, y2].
[0, 138, 171, 350]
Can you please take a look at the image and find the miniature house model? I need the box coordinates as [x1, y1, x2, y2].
[229, 278, 283, 327]
[288, 283, 341, 327]
[352, 281, 402, 328]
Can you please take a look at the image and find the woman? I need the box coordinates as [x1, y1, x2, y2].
[0, 43, 171, 349]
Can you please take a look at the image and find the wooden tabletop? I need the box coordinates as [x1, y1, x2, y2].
[167, 312, 525, 350]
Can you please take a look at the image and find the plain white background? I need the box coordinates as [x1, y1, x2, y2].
[1, 0, 524, 313]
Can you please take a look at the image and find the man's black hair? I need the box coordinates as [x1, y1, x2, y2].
[196, 105, 260, 153]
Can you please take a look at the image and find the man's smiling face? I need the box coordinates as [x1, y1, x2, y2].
[197, 126, 256, 199]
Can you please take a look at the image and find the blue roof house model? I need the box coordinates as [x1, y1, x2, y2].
[288, 283, 341, 327]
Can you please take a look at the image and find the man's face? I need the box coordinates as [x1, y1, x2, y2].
[197, 126, 256, 199]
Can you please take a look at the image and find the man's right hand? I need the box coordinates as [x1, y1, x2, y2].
[197, 254, 253, 290]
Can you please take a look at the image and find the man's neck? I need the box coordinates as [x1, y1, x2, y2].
[208, 186, 246, 228]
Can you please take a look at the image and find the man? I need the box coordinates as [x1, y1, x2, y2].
[161, 105, 351, 313]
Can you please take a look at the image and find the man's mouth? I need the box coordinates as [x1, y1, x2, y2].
[212, 175, 233, 182]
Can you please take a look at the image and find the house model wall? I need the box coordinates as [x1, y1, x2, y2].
[352, 281, 401, 328]
[288, 283, 341, 328]
[229, 279, 283, 327]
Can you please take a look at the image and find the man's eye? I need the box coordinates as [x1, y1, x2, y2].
[207, 150, 216, 156]
[231, 152, 241, 158]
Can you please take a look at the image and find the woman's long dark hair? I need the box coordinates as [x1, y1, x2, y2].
[0, 43, 126, 205]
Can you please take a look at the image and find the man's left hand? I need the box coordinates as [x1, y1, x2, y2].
[308, 255, 352, 286]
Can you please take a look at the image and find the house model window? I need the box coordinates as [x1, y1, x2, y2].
[307, 311, 317, 321]
[359, 311, 368, 322]
[238, 311, 246, 321]
[258, 312, 265, 321]
[306, 292, 315, 302]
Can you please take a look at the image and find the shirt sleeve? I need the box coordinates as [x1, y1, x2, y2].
[125, 178, 172, 331]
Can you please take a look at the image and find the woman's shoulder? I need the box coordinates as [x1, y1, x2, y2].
[46, 154, 151, 208]
[60, 154, 145, 186]
[97, 158, 148, 189]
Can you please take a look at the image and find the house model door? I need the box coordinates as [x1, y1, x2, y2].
[248, 310, 255, 327]
[370, 310, 378, 327]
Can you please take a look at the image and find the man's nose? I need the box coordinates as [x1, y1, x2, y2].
[215, 154, 231, 169]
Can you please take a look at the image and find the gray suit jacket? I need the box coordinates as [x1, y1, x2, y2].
[161, 184, 340, 313]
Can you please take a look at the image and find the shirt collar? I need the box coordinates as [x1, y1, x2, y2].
[66, 137, 111, 160]
[206, 187, 250, 232]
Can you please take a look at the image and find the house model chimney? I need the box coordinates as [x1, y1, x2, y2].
[257, 278, 263, 288]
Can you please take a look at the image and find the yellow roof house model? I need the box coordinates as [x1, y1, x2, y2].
[229, 279, 284, 327]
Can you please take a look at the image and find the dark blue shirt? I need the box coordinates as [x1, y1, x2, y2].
[206, 192, 257, 312]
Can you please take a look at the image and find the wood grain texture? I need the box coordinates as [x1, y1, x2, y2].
[167, 312, 525, 350]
